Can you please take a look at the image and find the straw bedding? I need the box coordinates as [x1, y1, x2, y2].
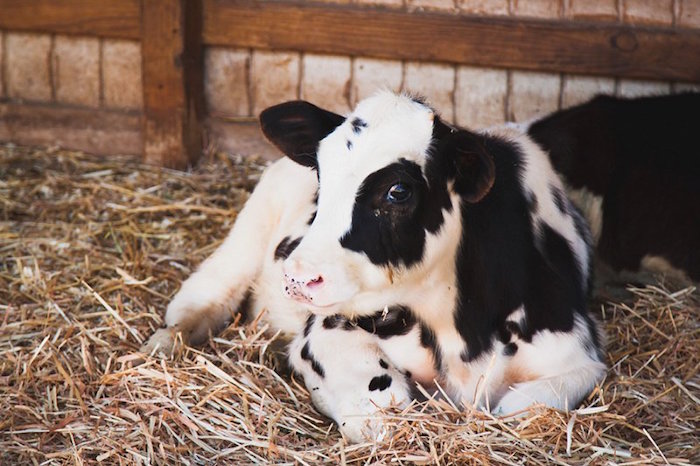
[1, 142, 698, 465]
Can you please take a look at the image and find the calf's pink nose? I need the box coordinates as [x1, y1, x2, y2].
[283, 259, 323, 286]
[283, 259, 326, 302]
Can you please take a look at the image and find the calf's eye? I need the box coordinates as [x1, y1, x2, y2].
[386, 183, 412, 204]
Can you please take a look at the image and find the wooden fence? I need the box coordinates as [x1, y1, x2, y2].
[1, 0, 699, 168]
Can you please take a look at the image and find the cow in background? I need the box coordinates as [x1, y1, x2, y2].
[528, 93, 700, 284]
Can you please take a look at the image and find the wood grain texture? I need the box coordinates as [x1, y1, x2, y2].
[0, 102, 141, 156]
[203, 0, 700, 82]
[0, 0, 140, 39]
[1, 0, 696, 82]
[141, 0, 204, 168]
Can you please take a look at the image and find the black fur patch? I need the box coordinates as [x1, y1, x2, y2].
[497, 319, 530, 344]
[354, 306, 416, 339]
[368, 374, 392, 391]
[301, 342, 325, 378]
[351, 117, 368, 134]
[550, 184, 568, 214]
[343, 319, 356, 331]
[346, 140, 353, 150]
[307, 191, 319, 225]
[322, 315, 343, 329]
[303, 314, 315, 337]
[307, 210, 317, 225]
[340, 159, 452, 267]
[274, 236, 302, 261]
[379, 359, 389, 369]
[419, 324, 442, 371]
[503, 342, 518, 356]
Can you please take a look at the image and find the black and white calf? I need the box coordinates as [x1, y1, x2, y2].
[144, 92, 606, 442]
[528, 93, 700, 282]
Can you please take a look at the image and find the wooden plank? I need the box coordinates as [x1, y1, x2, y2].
[203, 0, 700, 82]
[141, 0, 204, 168]
[0, 102, 141, 156]
[206, 117, 280, 161]
[0, 0, 140, 40]
[1, 0, 696, 82]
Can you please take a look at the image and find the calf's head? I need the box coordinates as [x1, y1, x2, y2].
[260, 92, 494, 315]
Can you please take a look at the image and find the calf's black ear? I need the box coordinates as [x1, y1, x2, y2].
[259, 101, 345, 168]
[444, 131, 495, 203]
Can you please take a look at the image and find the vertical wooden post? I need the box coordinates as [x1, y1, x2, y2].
[141, 0, 204, 168]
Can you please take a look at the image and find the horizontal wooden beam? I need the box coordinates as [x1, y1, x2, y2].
[0, 0, 140, 40]
[0, 0, 697, 83]
[204, 0, 700, 82]
[0, 103, 142, 156]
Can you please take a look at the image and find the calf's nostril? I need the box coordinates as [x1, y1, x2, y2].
[306, 276, 324, 288]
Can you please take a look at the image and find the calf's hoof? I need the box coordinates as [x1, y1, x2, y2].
[140, 327, 179, 357]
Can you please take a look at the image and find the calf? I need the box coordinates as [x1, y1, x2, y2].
[144, 92, 606, 442]
[528, 93, 700, 282]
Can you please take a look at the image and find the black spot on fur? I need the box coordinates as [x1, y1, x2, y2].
[379, 359, 388, 369]
[307, 210, 317, 225]
[505, 320, 520, 336]
[351, 117, 368, 134]
[503, 342, 518, 356]
[550, 184, 568, 214]
[343, 319, 356, 331]
[274, 236, 302, 261]
[301, 342, 325, 378]
[322, 315, 343, 329]
[419, 324, 442, 371]
[354, 306, 416, 339]
[368, 374, 392, 391]
[303, 314, 315, 337]
[307, 191, 319, 225]
[346, 140, 353, 150]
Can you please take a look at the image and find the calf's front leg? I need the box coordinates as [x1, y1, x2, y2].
[143, 159, 315, 355]
[288, 315, 413, 443]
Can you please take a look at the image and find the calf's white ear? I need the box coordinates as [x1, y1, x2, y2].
[445, 131, 496, 203]
[259, 101, 345, 168]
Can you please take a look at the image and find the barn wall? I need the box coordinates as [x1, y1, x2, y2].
[0, 33, 143, 111]
[0, 32, 143, 156]
[201, 0, 700, 157]
[1, 0, 699, 160]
